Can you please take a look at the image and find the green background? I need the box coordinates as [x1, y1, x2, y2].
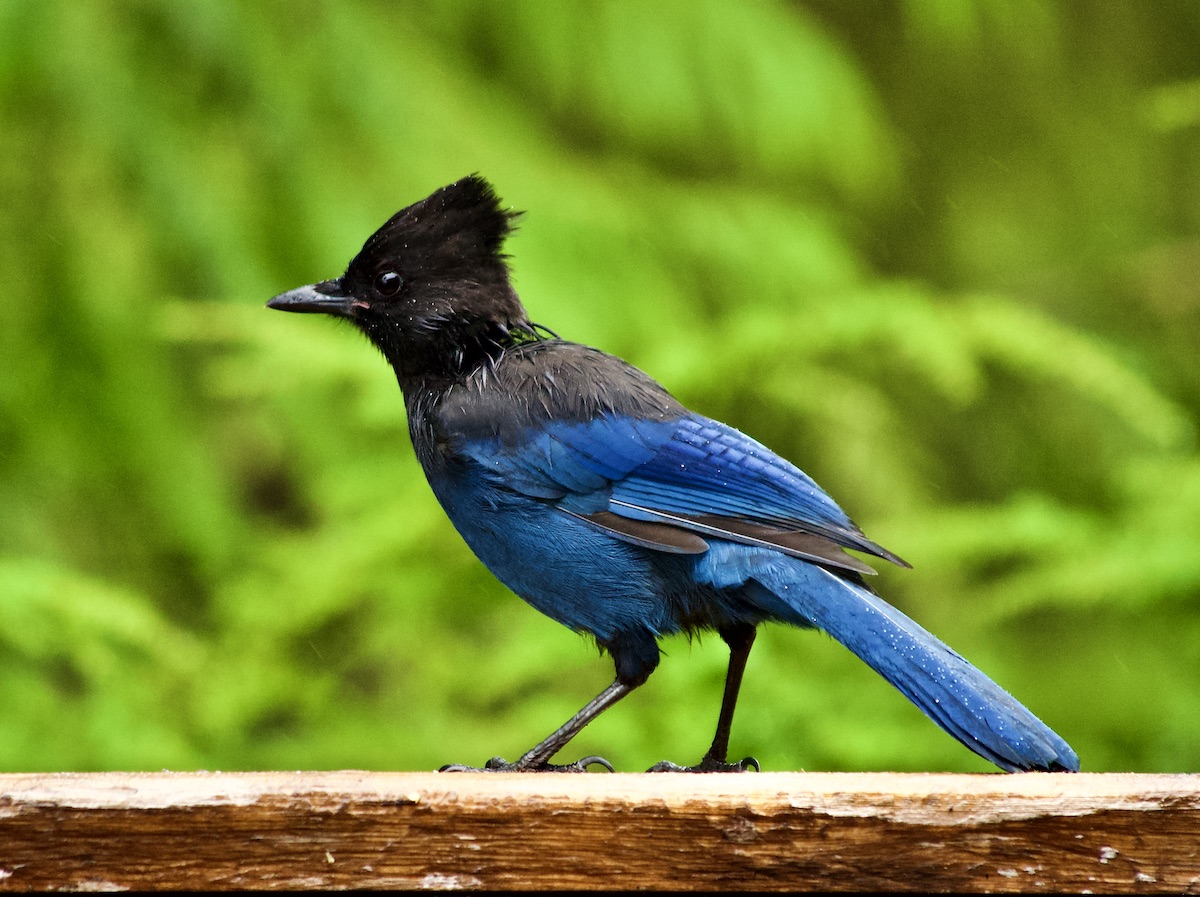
[3, 0, 1199, 773]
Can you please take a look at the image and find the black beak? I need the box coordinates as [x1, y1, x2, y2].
[267, 279, 356, 317]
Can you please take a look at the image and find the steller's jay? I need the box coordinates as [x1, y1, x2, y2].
[268, 175, 1079, 774]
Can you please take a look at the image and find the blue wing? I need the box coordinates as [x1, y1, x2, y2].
[459, 411, 906, 574]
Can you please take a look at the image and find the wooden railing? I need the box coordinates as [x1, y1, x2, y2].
[0, 771, 1195, 891]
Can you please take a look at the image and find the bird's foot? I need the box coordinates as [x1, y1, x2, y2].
[440, 754, 614, 773]
[647, 755, 760, 773]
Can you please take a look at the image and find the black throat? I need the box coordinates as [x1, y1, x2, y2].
[366, 316, 549, 397]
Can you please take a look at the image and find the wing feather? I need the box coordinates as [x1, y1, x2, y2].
[459, 411, 907, 573]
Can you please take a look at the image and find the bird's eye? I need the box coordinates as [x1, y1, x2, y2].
[374, 271, 404, 296]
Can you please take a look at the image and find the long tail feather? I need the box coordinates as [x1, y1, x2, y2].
[724, 550, 1079, 772]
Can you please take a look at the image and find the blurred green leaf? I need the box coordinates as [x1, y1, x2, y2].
[2, 0, 1198, 774]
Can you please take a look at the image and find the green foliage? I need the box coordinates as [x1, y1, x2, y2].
[2, 0, 1198, 772]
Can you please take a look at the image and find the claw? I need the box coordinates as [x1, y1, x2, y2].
[439, 754, 615, 773]
[562, 754, 615, 773]
[647, 755, 760, 773]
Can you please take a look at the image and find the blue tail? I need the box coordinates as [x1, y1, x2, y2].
[702, 546, 1079, 771]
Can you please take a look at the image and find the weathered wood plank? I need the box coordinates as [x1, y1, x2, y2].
[0, 772, 1195, 891]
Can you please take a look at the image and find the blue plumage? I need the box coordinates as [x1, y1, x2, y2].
[268, 175, 1079, 773]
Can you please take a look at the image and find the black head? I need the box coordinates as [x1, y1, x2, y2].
[268, 175, 535, 387]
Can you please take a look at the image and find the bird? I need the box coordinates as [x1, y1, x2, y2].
[267, 175, 1079, 774]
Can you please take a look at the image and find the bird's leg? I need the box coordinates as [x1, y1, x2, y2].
[648, 622, 760, 773]
[440, 679, 633, 773]
[702, 622, 759, 769]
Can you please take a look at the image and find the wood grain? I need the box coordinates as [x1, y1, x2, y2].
[0, 771, 1196, 891]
